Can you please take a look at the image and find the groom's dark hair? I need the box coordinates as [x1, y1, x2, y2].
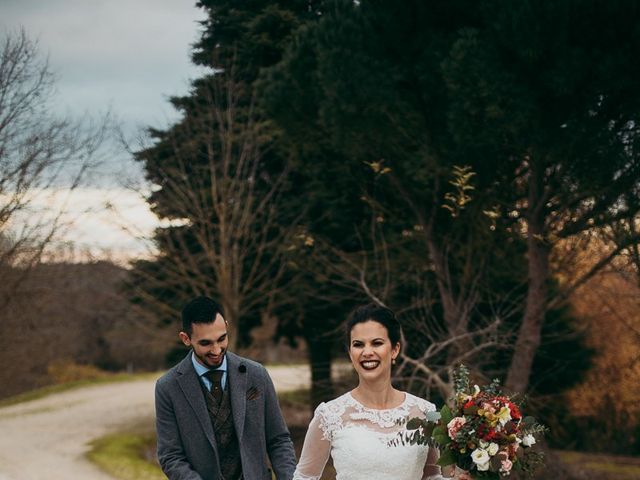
[345, 303, 402, 350]
[181, 296, 225, 336]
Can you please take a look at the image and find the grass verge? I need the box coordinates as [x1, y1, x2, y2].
[87, 432, 164, 480]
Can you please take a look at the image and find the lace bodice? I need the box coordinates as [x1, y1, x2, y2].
[293, 391, 446, 480]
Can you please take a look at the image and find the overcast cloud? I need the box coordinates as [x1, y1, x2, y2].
[1, 0, 208, 259]
[1, 0, 207, 134]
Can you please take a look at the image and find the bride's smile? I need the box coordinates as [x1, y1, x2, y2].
[348, 320, 400, 383]
[360, 360, 380, 370]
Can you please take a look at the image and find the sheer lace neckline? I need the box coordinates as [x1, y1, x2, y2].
[346, 390, 408, 411]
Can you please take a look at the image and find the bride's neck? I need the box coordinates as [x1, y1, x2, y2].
[352, 381, 401, 409]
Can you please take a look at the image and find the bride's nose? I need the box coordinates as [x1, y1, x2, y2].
[362, 345, 374, 356]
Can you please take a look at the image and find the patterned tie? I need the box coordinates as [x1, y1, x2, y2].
[205, 369, 224, 404]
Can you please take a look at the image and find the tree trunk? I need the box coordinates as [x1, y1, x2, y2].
[505, 161, 550, 393]
[222, 297, 239, 351]
[307, 333, 334, 412]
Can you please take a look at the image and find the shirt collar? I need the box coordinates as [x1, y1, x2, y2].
[191, 351, 227, 377]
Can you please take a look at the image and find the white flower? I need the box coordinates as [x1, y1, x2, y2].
[477, 461, 490, 471]
[471, 448, 490, 466]
[522, 434, 536, 447]
[487, 442, 499, 456]
[479, 439, 489, 449]
[474, 385, 481, 395]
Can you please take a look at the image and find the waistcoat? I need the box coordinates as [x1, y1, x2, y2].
[202, 379, 243, 480]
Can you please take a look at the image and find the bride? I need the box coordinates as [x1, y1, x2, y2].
[293, 303, 464, 480]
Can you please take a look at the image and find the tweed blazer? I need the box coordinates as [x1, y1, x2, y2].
[155, 351, 296, 480]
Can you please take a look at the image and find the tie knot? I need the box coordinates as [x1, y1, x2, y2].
[205, 369, 224, 382]
[205, 369, 224, 403]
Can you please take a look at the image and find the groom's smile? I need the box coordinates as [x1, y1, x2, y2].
[206, 352, 224, 366]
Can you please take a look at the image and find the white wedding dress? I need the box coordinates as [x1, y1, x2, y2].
[293, 391, 447, 480]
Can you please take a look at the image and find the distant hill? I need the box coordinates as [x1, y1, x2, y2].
[0, 261, 167, 399]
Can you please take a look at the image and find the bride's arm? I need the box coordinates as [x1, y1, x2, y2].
[422, 444, 447, 480]
[293, 405, 331, 480]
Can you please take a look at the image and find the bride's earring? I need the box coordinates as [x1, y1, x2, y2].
[392, 357, 396, 365]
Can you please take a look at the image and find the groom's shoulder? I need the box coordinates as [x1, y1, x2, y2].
[227, 351, 266, 375]
[156, 354, 190, 387]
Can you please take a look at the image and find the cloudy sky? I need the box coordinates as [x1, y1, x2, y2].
[1, 0, 208, 260]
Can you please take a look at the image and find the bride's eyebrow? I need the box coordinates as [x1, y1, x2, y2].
[352, 337, 385, 343]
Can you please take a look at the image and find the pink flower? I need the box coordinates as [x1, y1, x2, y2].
[500, 458, 513, 474]
[482, 402, 496, 414]
[447, 416, 467, 439]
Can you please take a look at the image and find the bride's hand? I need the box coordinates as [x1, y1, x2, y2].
[441, 465, 472, 480]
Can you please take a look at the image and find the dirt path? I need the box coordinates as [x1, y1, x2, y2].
[0, 364, 314, 480]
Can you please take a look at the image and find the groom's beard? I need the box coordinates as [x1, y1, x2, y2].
[193, 348, 226, 368]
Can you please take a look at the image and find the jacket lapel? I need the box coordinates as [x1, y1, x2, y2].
[176, 354, 218, 453]
[227, 352, 247, 441]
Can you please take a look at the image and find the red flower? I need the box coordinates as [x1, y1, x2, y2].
[484, 430, 498, 441]
[508, 402, 522, 420]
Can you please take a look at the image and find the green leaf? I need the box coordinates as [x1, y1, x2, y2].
[436, 448, 456, 467]
[440, 404, 454, 425]
[406, 417, 424, 430]
[432, 430, 450, 446]
[433, 426, 446, 437]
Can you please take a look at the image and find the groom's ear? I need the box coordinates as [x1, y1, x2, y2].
[179, 331, 191, 347]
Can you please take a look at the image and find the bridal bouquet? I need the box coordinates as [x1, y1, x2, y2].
[402, 365, 546, 479]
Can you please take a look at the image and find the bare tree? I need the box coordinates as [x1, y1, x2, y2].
[131, 73, 297, 350]
[0, 29, 106, 310]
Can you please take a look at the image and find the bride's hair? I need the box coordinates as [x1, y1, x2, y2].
[344, 303, 402, 349]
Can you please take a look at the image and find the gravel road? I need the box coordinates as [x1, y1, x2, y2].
[0, 364, 315, 480]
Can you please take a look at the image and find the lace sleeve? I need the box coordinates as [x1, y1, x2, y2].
[419, 399, 447, 480]
[421, 445, 445, 480]
[293, 403, 332, 480]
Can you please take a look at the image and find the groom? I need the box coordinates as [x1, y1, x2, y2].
[155, 296, 296, 480]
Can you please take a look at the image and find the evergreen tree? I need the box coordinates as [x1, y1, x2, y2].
[261, 0, 640, 395]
